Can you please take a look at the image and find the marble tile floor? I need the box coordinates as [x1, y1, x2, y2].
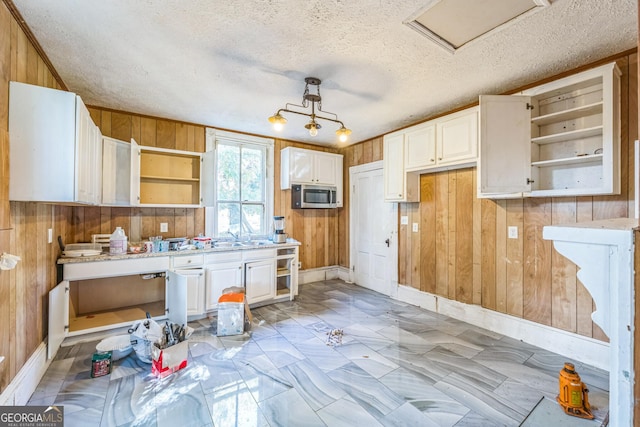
[28, 280, 609, 426]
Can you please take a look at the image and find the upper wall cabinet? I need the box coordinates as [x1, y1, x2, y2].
[478, 62, 621, 198]
[131, 139, 214, 207]
[280, 147, 344, 206]
[9, 82, 102, 204]
[383, 106, 478, 202]
[383, 132, 420, 202]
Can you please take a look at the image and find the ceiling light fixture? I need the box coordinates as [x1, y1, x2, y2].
[268, 77, 352, 142]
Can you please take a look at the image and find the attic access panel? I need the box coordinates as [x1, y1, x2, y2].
[404, 0, 550, 54]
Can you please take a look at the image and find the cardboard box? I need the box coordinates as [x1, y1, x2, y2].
[151, 341, 188, 378]
[217, 290, 253, 336]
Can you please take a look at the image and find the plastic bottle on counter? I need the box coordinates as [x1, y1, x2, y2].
[109, 227, 128, 255]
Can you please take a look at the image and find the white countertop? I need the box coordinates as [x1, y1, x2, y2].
[58, 239, 300, 264]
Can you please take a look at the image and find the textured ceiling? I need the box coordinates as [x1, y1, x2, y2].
[11, 0, 638, 147]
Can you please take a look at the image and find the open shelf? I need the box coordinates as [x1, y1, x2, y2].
[531, 153, 603, 168]
[531, 125, 603, 145]
[277, 267, 291, 277]
[531, 102, 603, 126]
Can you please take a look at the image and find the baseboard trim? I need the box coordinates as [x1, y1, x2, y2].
[298, 266, 350, 285]
[0, 341, 51, 405]
[395, 285, 609, 371]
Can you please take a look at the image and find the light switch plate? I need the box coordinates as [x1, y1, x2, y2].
[400, 216, 409, 225]
[412, 223, 419, 232]
[47, 228, 53, 243]
[160, 222, 168, 233]
[508, 226, 518, 239]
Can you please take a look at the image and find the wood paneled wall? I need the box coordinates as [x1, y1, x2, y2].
[338, 53, 637, 343]
[274, 139, 342, 271]
[336, 137, 384, 267]
[0, 1, 68, 392]
[69, 108, 208, 244]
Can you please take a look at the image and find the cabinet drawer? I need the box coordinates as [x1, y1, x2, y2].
[242, 248, 277, 261]
[204, 251, 243, 264]
[172, 254, 204, 268]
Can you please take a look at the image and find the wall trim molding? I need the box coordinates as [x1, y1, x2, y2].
[0, 341, 50, 405]
[298, 266, 351, 285]
[396, 284, 609, 371]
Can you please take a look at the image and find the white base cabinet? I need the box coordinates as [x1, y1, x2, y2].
[50, 244, 299, 359]
[245, 259, 276, 304]
[169, 269, 205, 318]
[478, 62, 620, 198]
[204, 252, 243, 311]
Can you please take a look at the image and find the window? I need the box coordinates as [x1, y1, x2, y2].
[205, 129, 274, 239]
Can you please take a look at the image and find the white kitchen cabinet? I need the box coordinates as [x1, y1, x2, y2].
[204, 252, 243, 311]
[404, 123, 436, 171]
[436, 108, 478, 165]
[169, 269, 205, 317]
[48, 256, 173, 359]
[276, 246, 299, 300]
[9, 81, 102, 204]
[280, 146, 343, 189]
[383, 107, 477, 202]
[383, 131, 420, 202]
[130, 138, 214, 207]
[478, 62, 620, 198]
[244, 259, 276, 304]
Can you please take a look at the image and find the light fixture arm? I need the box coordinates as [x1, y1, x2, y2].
[268, 76, 351, 141]
[273, 107, 346, 129]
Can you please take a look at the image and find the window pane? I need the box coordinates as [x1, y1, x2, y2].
[217, 203, 241, 235]
[242, 204, 265, 235]
[241, 147, 264, 202]
[217, 144, 239, 201]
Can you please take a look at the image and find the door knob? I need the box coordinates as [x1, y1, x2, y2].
[385, 238, 390, 247]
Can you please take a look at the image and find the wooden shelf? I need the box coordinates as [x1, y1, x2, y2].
[277, 268, 290, 277]
[531, 125, 603, 145]
[531, 153, 603, 168]
[69, 300, 165, 332]
[140, 175, 200, 182]
[531, 102, 603, 126]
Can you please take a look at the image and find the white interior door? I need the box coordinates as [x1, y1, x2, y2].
[350, 161, 397, 296]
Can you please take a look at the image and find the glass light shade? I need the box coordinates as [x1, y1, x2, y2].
[268, 113, 287, 131]
[305, 119, 320, 137]
[336, 126, 352, 143]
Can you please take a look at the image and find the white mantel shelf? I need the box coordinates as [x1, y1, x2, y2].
[543, 217, 638, 427]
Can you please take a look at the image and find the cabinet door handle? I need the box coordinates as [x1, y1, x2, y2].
[438, 157, 442, 161]
[527, 178, 535, 184]
[385, 238, 390, 247]
[430, 158, 434, 162]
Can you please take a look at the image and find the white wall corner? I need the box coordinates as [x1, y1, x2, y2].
[298, 266, 350, 285]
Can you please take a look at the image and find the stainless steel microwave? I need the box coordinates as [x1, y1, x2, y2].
[291, 184, 337, 209]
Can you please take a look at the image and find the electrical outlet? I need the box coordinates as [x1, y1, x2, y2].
[508, 226, 518, 239]
[47, 228, 53, 243]
[412, 223, 419, 233]
[298, 262, 302, 269]
[400, 216, 409, 225]
[160, 222, 168, 233]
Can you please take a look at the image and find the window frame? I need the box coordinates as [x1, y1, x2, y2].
[205, 129, 274, 239]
